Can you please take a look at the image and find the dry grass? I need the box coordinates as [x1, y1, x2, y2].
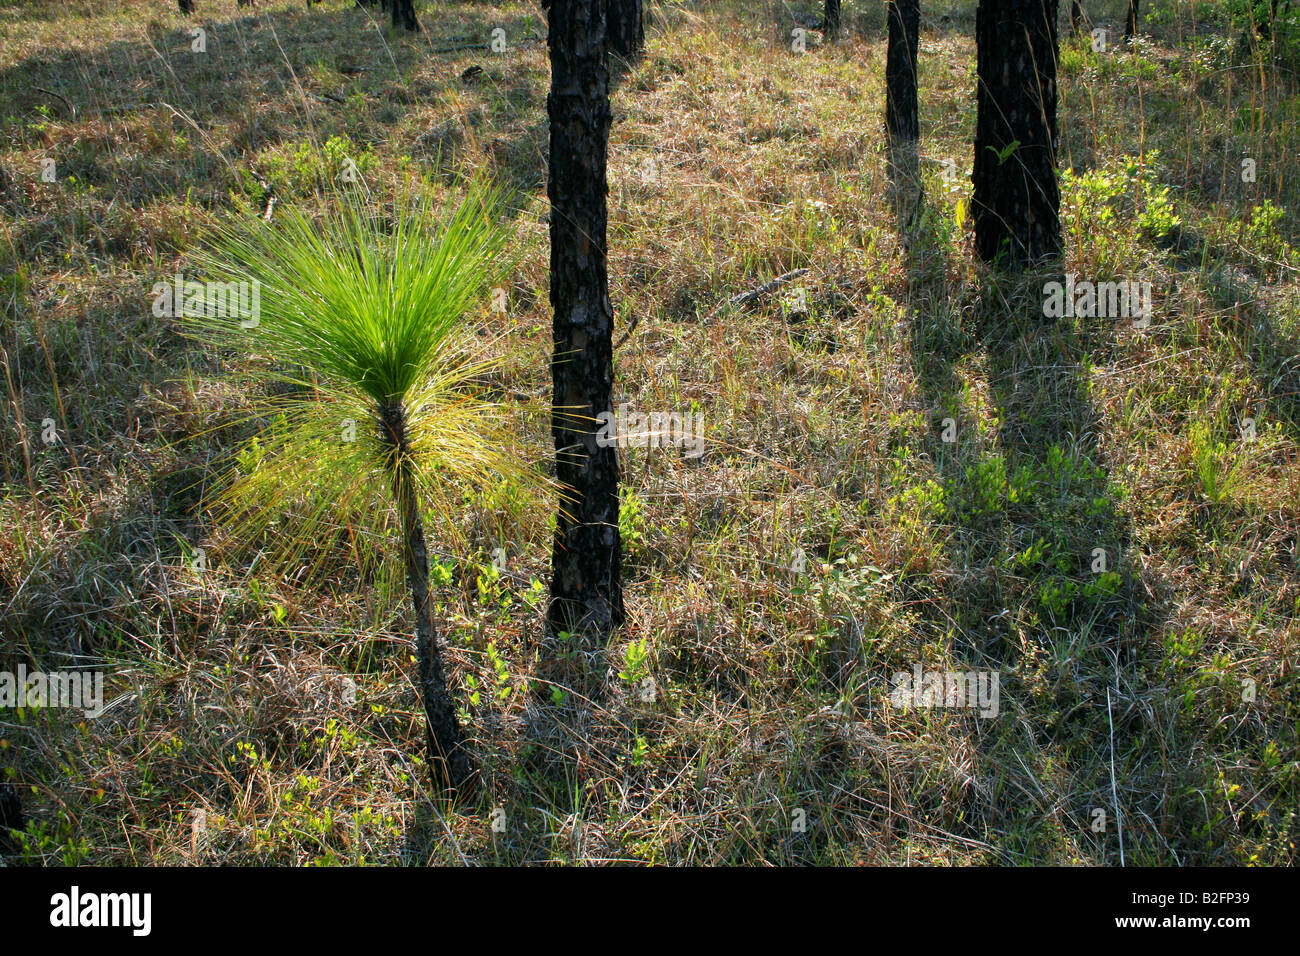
[1, 0, 1298, 865]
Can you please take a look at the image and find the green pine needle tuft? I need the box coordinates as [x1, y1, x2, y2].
[181, 183, 549, 585]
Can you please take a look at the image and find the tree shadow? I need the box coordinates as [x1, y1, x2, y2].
[975, 289, 1173, 860]
[891, 142, 1180, 858]
[887, 137, 964, 410]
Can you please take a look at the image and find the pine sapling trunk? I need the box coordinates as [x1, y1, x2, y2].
[382, 402, 471, 791]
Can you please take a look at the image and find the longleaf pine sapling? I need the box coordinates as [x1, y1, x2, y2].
[183, 184, 549, 793]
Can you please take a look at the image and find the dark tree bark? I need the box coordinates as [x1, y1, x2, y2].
[609, 0, 645, 59]
[1250, 0, 1291, 40]
[179, 0, 194, 13]
[382, 402, 471, 792]
[885, 0, 920, 142]
[0, 782, 23, 856]
[1266, 0, 1292, 38]
[1070, 1, 1083, 34]
[546, 0, 625, 641]
[1124, 0, 1139, 40]
[972, 0, 1062, 268]
[0, 783, 22, 832]
[390, 0, 419, 32]
[824, 0, 842, 40]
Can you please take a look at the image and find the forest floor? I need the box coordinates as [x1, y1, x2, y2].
[1, 0, 1298, 865]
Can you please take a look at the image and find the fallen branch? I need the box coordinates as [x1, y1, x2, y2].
[33, 86, 77, 119]
[702, 268, 809, 323]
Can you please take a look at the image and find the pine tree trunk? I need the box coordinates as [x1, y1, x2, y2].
[0, 783, 22, 832]
[1124, 0, 1139, 40]
[382, 402, 471, 791]
[391, 0, 419, 32]
[609, 0, 644, 59]
[1070, 1, 1083, 34]
[972, 0, 1062, 268]
[824, 0, 842, 40]
[886, 0, 920, 142]
[546, 0, 625, 641]
[0, 782, 22, 857]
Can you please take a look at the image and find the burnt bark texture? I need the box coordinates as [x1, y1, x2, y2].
[1070, 1, 1083, 34]
[0, 782, 23, 856]
[1124, 0, 1139, 40]
[972, 0, 1062, 268]
[608, 0, 645, 59]
[546, 0, 625, 641]
[382, 402, 472, 792]
[886, 0, 920, 142]
[391, 0, 420, 31]
[179, 0, 194, 13]
[824, 0, 842, 39]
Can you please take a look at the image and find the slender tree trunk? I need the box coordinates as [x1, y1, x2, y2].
[0, 783, 22, 831]
[1070, 1, 1083, 34]
[609, 0, 645, 59]
[546, 0, 625, 641]
[1248, 0, 1290, 43]
[824, 0, 842, 40]
[1124, 0, 1139, 40]
[886, 0, 920, 142]
[972, 0, 1062, 268]
[382, 402, 471, 791]
[0, 782, 23, 857]
[391, 0, 419, 32]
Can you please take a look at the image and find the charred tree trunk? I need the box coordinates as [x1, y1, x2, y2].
[0, 781, 24, 856]
[886, 0, 920, 142]
[179, 0, 195, 13]
[1124, 0, 1139, 40]
[972, 0, 1062, 268]
[609, 0, 645, 59]
[546, 0, 625, 641]
[391, 0, 419, 32]
[382, 402, 471, 792]
[1070, 1, 1083, 34]
[824, 0, 842, 40]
